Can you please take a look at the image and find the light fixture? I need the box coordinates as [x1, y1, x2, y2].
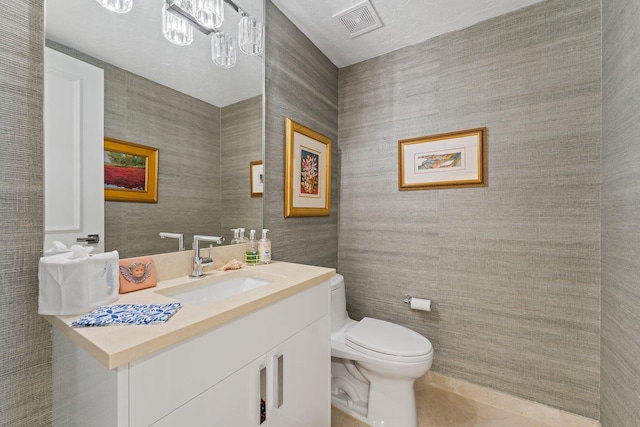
[238, 14, 263, 56]
[195, 0, 224, 29]
[95, 0, 133, 14]
[165, 0, 263, 68]
[98, 0, 263, 68]
[162, 3, 194, 46]
[211, 32, 236, 68]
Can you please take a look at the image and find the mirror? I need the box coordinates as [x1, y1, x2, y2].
[45, 0, 264, 258]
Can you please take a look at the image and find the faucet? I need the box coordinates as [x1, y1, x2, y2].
[159, 232, 185, 251]
[190, 235, 225, 278]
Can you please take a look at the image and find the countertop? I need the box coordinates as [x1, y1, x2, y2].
[44, 261, 335, 370]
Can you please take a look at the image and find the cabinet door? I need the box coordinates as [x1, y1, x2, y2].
[129, 282, 329, 426]
[267, 315, 330, 427]
[151, 355, 267, 426]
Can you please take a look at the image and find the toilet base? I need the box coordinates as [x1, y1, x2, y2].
[364, 373, 418, 426]
[331, 391, 369, 424]
[331, 366, 420, 427]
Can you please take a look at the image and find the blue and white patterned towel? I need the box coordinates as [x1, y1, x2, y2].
[71, 303, 182, 327]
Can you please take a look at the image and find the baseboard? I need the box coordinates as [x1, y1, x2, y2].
[417, 371, 601, 427]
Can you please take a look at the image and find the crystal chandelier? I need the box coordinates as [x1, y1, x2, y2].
[95, 0, 264, 68]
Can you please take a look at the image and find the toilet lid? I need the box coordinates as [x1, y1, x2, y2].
[345, 317, 432, 361]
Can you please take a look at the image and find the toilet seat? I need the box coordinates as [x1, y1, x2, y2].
[345, 317, 433, 363]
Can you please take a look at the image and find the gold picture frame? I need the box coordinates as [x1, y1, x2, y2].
[285, 118, 331, 217]
[398, 128, 487, 190]
[250, 160, 263, 198]
[104, 138, 159, 203]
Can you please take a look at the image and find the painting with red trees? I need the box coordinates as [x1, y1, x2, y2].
[104, 151, 146, 190]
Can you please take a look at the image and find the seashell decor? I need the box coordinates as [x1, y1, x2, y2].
[217, 259, 244, 271]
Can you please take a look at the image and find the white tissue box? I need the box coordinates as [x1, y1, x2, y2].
[38, 250, 120, 315]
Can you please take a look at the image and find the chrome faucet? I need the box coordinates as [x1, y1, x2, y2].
[190, 235, 225, 278]
[159, 232, 185, 251]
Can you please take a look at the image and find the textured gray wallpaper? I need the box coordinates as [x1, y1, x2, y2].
[338, 0, 601, 418]
[264, 1, 339, 268]
[220, 96, 263, 235]
[47, 41, 222, 259]
[6, 1, 634, 425]
[601, 1, 640, 426]
[102, 62, 222, 258]
[0, 2, 51, 426]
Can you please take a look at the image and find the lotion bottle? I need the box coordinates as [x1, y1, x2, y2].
[258, 229, 271, 264]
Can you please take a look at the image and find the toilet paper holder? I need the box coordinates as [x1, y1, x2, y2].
[403, 295, 415, 304]
[403, 295, 432, 312]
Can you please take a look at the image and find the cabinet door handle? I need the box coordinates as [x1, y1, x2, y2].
[259, 365, 267, 424]
[273, 354, 284, 408]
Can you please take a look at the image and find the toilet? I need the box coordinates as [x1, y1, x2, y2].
[330, 274, 433, 427]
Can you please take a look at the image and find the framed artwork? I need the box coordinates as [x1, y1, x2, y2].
[285, 118, 331, 217]
[398, 128, 486, 190]
[104, 138, 159, 203]
[250, 160, 263, 198]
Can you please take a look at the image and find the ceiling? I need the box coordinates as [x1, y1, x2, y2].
[46, 0, 545, 106]
[270, 0, 545, 68]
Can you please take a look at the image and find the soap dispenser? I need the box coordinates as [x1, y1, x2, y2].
[245, 229, 259, 266]
[248, 230, 257, 251]
[238, 228, 249, 244]
[258, 229, 271, 264]
[230, 228, 241, 245]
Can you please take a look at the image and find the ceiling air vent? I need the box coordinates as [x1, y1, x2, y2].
[333, 0, 383, 38]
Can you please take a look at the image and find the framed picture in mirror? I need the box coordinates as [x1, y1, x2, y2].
[250, 160, 263, 198]
[104, 138, 159, 203]
[285, 118, 331, 217]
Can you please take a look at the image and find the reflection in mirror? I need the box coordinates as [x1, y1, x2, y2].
[45, 0, 264, 258]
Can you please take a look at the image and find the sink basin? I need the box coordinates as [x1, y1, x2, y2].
[156, 271, 275, 306]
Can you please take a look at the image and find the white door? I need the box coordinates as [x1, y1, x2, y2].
[44, 47, 104, 253]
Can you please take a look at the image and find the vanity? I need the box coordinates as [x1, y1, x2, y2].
[44, 248, 334, 427]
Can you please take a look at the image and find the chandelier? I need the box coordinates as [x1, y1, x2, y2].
[95, 0, 264, 68]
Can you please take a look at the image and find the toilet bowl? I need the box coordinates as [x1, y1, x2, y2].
[330, 274, 433, 427]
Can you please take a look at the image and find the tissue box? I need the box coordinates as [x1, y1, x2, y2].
[38, 250, 120, 315]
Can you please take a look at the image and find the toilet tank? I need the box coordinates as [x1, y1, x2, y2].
[330, 274, 347, 333]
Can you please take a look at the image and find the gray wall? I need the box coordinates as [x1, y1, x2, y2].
[46, 42, 223, 259]
[264, 1, 339, 268]
[0, 1, 51, 426]
[102, 63, 222, 258]
[601, 0, 640, 426]
[220, 95, 263, 235]
[5, 1, 640, 425]
[338, 0, 601, 418]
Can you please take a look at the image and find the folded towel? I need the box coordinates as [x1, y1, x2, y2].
[71, 303, 182, 327]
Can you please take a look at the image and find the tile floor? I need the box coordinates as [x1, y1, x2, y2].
[331, 382, 560, 427]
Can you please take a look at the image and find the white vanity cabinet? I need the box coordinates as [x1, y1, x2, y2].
[151, 318, 329, 426]
[52, 281, 330, 427]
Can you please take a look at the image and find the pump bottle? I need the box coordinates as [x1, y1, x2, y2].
[258, 229, 271, 264]
[248, 230, 257, 251]
[230, 228, 241, 245]
[245, 230, 259, 266]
